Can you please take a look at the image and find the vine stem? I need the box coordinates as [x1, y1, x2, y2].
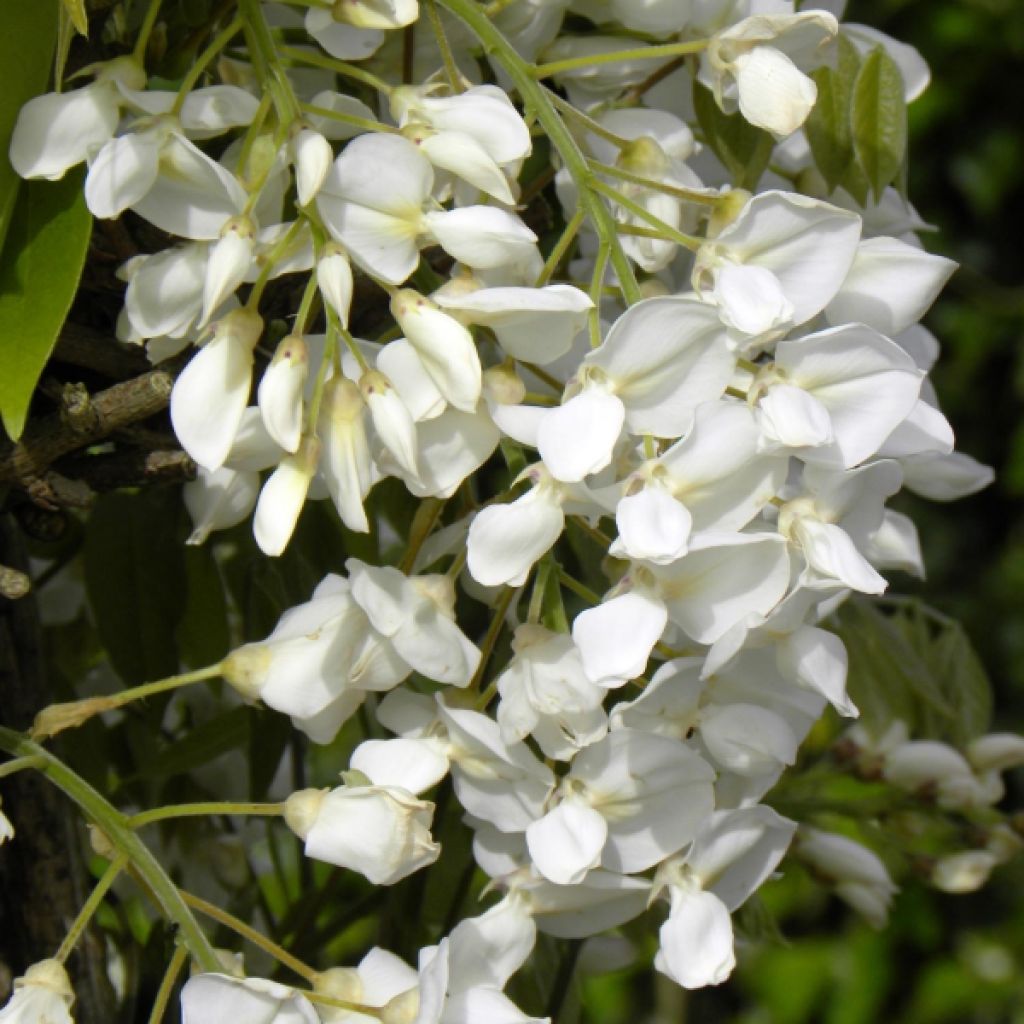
[589, 160, 725, 206]
[180, 889, 319, 984]
[533, 39, 709, 79]
[590, 176, 703, 251]
[170, 16, 244, 116]
[0, 727, 220, 971]
[54, 853, 129, 963]
[437, 0, 641, 306]
[0, 754, 44, 780]
[146, 944, 188, 1024]
[132, 0, 165, 64]
[467, 585, 519, 692]
[128, 801, 285, 830]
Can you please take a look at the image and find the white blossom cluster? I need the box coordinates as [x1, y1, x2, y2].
[5, 0, 1017, 1020]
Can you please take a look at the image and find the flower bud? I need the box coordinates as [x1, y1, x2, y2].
[967, 733, 1024, 774]
[390, 289, 482, 413]
[318, 377, 372, 533]
[0, 959, 75, 1022]
[253, 435, 321, 556]
[291, 127, 333, 206]
[202, 215, 256, 325]
[221, 643, 274, 701]
[931, 851, 998, 894]
[283, 788, 328, 839]
[258, 334, 309, 454]
[360, 369, 419, 478]
[317, 244, 354, 327]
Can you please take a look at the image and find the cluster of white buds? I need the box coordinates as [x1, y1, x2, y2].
[4, 0, 1016, 1018]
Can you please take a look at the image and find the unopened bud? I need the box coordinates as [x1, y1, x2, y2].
[317, 245, 354, 327]
[222, 643, 273, 701]
[291, 128, 333, 206]
[258, 334, 309, 454]
[283, 788, 327, 840]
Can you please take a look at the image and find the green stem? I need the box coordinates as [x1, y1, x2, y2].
[590, 177, 702, 251]
[171, 16, 244, 116]
[240, 0, 301, 122]
[588, 242, 610, 348]
[557, 569, 602, 606]
[425, 0, 462, 91]
[535, 207, 586, 286]
[294, 273, 321, 335]
[437, 0, 641, 305]
[54, 853, 128, 963]
[590, 160, 723, 206]
[132, 0, 165, 64]
[128, 801, 285, 830]
[0, 727, 219, 971]
[180, 889, 319, 983]
[399, 498, 447, 574]
[146, 944, 188, 1024]
[248, 218, 304, 306]
[280, 45, 394, 96]
[533, 39, 709, 79]
[467, 585, 518, 692]
[0, 754, 44, 780]
[546, 89, 630, 149]
[298, 101, 399, 135]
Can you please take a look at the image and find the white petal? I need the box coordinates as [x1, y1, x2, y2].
[700, 702, 798, 775]
[537, 390, 625, 482]
[133, 135, 247, 239]
[170, 333, 254, 470]
[589, 297, 734, 437]
[202, 225, 254, 325]
[184, 466, 260, 544]
[714, 263, 794, 336]
[415, 85, 532, 165]
[775, 625, 856, 716]
[826, 237, 956, 336]
[655, 889, 736, 989]
[321, 132, 432, 216]
[572, 589, 668, 687]
[317, 200, 420, 285]
[10, 84, 119, 180]
[253, 438, 319, 556]
[419, 130, 514, 204]
[361, 371, 420, 478]
[793, 518, 887, 593]
[391, 291, 482, 412]
[292, 128, 334, 207]
[179, 86, 261, 137]
[85, 130, 162, 219]
[655, 533, 790, 644]
[468, 484, 565, 586]
[318, 378, 372, 532]
[526, 797, 608, 885]
[424, 207, 538, 269]
[713, 191, 862, 325]
[614, 488, 692, 564]
[734, 46, 817, 138]
[350, 737, 450, 794]
[258, 335, 309, 454]
[757, 383, 834, 449]
[305, 8, 385, 59]
[317, 249, 354, 327]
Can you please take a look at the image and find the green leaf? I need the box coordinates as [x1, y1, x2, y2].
[0, 0, 58, 253]
[0, 171, 91, 439]
[84, 491, 188, 684]
[851, 46, 908, 202]
[693, 80, 774, 191]
[140, 706, 251, 780]
[805, 34, 861, 192]
[176, 544, 231, 669]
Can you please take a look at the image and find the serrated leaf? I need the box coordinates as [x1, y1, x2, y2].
[0, 171, 91, 439]
[693, 80, 774, 191]
[805, 34, 860, 192]
[851, 46, 908, 202]
[140, 706, 251, 780]
[84, 491, 187, 684]
[60, 0, 88, 36]
[0, 0, 58, 254]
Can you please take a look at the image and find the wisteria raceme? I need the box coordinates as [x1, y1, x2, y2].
[1, 0, 1017, 1020]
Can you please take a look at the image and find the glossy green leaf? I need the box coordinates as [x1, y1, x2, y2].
[851, 46, 908, 201]
[806, 34, 861, 192]
[0, 170, 91, 439]
[84, 491, 188, 684]
[693, 80, 774, 191]
[0, 0, 58, 253]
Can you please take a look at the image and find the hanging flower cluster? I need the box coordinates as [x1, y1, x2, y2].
[2, 0, 1018, 1020]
